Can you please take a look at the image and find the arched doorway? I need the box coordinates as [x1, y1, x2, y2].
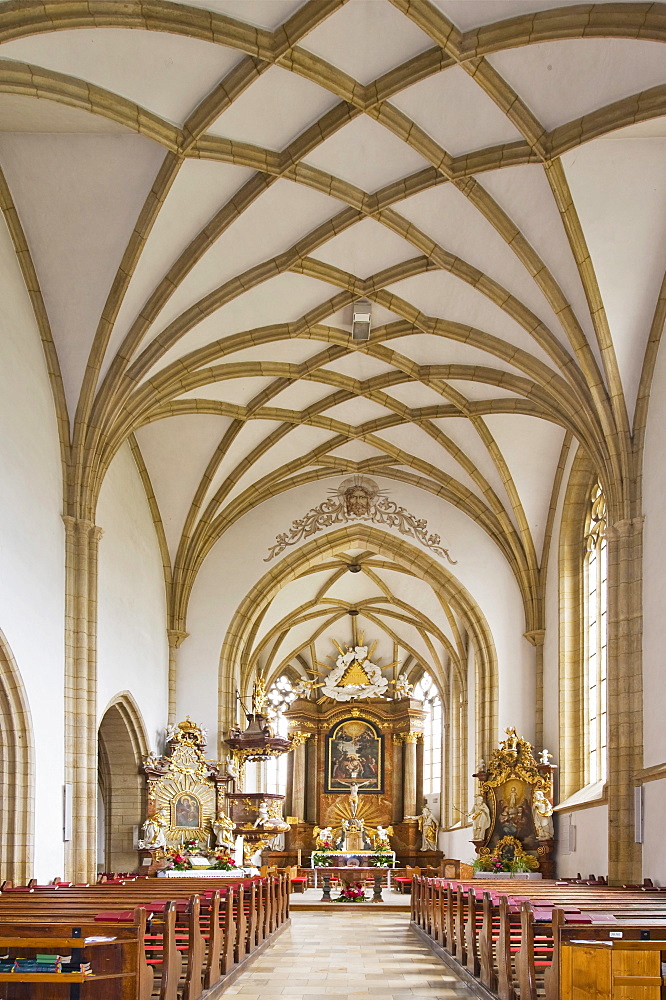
[97, 694, 148, 874]
[0, 628, 34, 883]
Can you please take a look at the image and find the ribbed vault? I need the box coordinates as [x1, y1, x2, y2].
[0, 0, 664, 672]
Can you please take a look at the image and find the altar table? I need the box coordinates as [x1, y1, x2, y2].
[157, 867, 259, 878]
[311, 863, 395, 889]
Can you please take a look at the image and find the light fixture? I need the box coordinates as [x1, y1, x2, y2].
[352, 298, 372, 341]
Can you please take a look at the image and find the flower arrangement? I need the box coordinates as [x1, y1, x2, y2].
[368, 852, 389, 867]
[334, 881, 366, 902]
[209, 851, 237, 871]
[182, 839, 200, 854]
[312, 851, 335, 866]
[167, 850, 193, 871]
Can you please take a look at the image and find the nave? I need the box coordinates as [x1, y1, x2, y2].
[224, 909, 476, 1000]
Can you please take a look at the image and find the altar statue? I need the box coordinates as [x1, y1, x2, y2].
[212, 809, 235, 850]
[532, 789, 554, 840]
[469, 795, 491, 842]
[138, 807, 168, 850]
[374, 825, 393, 849]
[418, 803, 439, 851]
[346, 778, 372, 818]
[313, 826, 334, 849]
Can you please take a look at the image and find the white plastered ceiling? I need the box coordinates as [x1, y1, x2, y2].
[0, 0, 664, 696]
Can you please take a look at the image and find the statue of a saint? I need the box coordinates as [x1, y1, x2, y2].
[212, 810, 235, 849]
[532, 789, 554, 840]
[252, 675, 268, 714]
[418, 804, 439, 851]
[138, 807, 168, 850]
[469, 795, 491, 842]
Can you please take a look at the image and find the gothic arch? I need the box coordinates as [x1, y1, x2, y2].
[97, 692, 149, 874]
[218, 524, 498, 769]
[0, 629, 34, 883]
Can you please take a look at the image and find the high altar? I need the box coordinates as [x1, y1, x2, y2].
[279, 694, 441, 867]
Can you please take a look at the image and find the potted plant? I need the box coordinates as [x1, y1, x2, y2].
[312, 851, 335, 867]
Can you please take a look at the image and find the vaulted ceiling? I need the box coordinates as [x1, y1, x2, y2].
[1, 0, 665, 670]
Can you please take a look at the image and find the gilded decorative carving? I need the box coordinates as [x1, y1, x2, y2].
[480, 726, 549, 793]
[265, 476, 456, 564]
[140, 718, 224, 849]
[393, 731, 423, 744]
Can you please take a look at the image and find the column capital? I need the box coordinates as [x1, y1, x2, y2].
[608, 515, 644, 538]
[167, 629, 189, 649]
[524, 629, 546, 647]
[62, 514, 103, 540]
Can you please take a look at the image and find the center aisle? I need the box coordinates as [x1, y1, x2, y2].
[223, 909, 478, 1000]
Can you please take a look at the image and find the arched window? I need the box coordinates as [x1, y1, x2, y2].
[414, 672, 442, 796]
[265, 674, 297, 794]
[584, 483, 608, 784]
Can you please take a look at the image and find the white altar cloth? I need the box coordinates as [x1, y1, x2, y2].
[157, 867, 258, 878]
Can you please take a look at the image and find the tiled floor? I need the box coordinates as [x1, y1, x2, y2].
[290, 887, 410, 908]
[223, 910, 478, 999]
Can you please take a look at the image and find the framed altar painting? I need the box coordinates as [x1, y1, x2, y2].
[172, 792, 202, 829]
[486, 778, 539, 852]
[325, 717, 383, 794]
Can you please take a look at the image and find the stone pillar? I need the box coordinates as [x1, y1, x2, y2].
[403, 734, 419, 819]
[63, 516, 103, 883]
[607, 516, 644, 885]
[524, 630, 546, 749]
[291, 739, 306, 821]
[166, 629, 189, 726]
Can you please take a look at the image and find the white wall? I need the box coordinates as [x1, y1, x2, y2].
[0, 210, 66, 880]
[641, 325, 666, 882]
[96, 442, 169, 753]
[178, 475, 534, 754]
[555, 805, 608, 880]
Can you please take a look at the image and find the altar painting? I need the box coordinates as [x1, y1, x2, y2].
[172, 792, 202, 830]
[487, 779, 538, 852]
[326, 718, 383, 793]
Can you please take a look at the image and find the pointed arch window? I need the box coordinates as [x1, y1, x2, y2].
[265, 674, 297, 795]
[584, 483, 608, 784]
[414, 672, 442, 796]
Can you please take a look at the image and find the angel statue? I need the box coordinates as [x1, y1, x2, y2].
[374, 825, 393, 849]
[138, 807, 168, 850]
[313, 826, 334, 849]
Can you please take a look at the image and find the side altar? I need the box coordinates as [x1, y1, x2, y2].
[470, 727, 557, 879]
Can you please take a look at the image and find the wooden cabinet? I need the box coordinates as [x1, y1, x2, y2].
[561, 939, 666, 1000]
[0, 921, 148, 999]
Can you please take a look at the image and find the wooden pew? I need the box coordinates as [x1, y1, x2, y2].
[412, 876, 666, 1000]
[0, 874, 289, 999]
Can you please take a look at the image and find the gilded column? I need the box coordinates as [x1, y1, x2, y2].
[166, 629, 189, 726]
[63, 516, 103, 883]
[403, 734, 419, 819]
[607, 516, 643, 885]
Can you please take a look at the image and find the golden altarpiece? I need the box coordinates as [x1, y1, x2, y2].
[471, 727, 557, 878]
[137, 718, 233, 866]
[275, 694, 441, 867]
